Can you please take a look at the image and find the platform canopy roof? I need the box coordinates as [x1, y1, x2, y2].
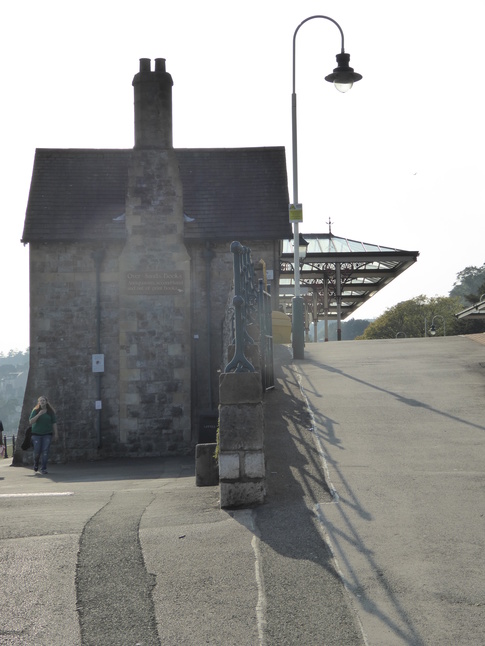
[280, 233, 419, 320]
[455, 298, 485, 320]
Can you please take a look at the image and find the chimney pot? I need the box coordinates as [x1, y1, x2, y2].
[133, 58, 174, 149]
[155, 58, 166, 73]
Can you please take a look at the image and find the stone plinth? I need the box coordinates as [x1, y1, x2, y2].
[218, 370, 265, 508]
[195, 443, 219, 486]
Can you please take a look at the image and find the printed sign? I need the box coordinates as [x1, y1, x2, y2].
[289, 203, 303, 223]
[125, 271, 185, 295]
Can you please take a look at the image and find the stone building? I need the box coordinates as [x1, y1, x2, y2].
[14, 58, 290, 464]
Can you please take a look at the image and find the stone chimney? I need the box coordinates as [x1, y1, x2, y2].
[133, 58, 173, 149]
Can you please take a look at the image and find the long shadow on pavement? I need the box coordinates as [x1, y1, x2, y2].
[251, 345, 430, 645]
[245, 345, 366, 645]
[8, 456, 195, 484]
[294, 352, 442, 645]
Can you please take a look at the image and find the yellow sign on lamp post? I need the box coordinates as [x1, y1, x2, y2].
[289, 203, 303, 222]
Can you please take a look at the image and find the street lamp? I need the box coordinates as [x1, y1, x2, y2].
[290, 15, 362, 359]
[430, 315, 446, 336]
[294, 232, 309, 262]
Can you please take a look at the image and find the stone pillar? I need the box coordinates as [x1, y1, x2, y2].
[117, 147, 191, 455]
[218, 371, 265, 507]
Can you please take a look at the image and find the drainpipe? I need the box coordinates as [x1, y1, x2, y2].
[258, 258, 268, 291]
[92, 250, 105, 448]
[203, 244, 215, 411]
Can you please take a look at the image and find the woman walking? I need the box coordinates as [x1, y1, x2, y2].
[30, 396, 58, 474]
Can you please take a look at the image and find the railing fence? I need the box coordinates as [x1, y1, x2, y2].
[1, 435, 16, 459]
[224, 241, 274, 390]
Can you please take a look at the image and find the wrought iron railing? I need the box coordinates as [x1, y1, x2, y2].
[258, 278, 275, 390]
[225, 242, 274, 390]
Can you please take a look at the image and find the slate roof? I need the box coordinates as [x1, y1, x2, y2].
[21, 147, 291, 244]
[178, 148, 290, 242]
[22, 149, 131, 243]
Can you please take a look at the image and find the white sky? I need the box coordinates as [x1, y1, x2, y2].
[2, 0, 484, 353]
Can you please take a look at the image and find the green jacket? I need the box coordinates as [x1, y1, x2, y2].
[30, 409, 57, 435]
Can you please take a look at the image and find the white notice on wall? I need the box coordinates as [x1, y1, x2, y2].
[92, 354, 105, 373]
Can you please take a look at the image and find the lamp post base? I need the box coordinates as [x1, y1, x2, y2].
[292, 296, 305, 359]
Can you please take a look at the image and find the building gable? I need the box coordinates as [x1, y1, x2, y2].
[22, 147, 291, 244]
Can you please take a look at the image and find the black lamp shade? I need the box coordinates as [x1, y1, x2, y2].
[325, 52, 362, 85]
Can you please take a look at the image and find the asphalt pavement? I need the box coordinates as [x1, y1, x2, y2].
[0, 343, 364, 646]
[294, 335, 485, 646]
[1, 336, 484, 645]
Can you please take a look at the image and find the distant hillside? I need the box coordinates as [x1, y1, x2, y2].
[0, 349, 29, 437]
[314, 319, 372, 341]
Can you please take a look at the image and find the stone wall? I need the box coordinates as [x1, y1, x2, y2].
[18, 241, 124, 462]
[15, 149, 193, 464]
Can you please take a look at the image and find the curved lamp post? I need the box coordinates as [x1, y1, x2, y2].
[291, 15, 362, 359]
[430, 315, 446, 336]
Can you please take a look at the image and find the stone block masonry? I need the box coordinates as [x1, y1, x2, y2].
[118, 149, 192, 455]
[218, 371, 265, 507]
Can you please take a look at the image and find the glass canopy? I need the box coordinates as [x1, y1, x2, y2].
[280, 233, 419, 321]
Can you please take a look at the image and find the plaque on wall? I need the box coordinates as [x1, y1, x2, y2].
[125, 271, 184, 295]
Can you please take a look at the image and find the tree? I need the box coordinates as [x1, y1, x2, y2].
[340, 319, 371, 340]
[463, 277, 485, 306]
[0, 349, 29, 367]
[316, 318, 371, 341]
[358, 295, 464, 340]
[449, 263, 485, 305]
